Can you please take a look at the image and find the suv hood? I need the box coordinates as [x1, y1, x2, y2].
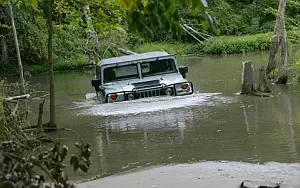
[103, 73, 186, 93]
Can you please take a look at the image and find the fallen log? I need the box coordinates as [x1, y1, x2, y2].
[5, 94, 30, 102]
[118, 48, 137, 55]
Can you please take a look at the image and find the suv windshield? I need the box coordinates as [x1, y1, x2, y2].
[141, 59, 176, 77]
[103, 64, 138, 83]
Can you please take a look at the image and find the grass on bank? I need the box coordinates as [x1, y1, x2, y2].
[135, 33, 273, 55]
[134, 43, 204, 56]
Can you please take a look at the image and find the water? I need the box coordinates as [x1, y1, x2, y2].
[28, 52, 300, 180]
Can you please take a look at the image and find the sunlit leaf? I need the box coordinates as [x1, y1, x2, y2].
[192, 0, 199, 14]
[31, 0, 38, 9]
[201, 21, 210, 30]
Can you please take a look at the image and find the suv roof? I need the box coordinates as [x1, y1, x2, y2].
[98, 51, 174, 66]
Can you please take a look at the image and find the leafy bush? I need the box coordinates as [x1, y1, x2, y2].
[0, 86, 92, 187]
[0, 139, 91, 188]
[134, 33, 272, 55]
[203, 33, 272, 54]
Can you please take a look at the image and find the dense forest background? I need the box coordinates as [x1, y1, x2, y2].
[1, 0, 300, 74]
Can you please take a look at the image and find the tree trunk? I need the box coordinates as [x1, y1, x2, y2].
[267, 0, 288, 84]
[48, 0, 56, 127]
[0, 36, 8, 66]
[8, 3, 26, 95]
[241, 61, 255, 95]
[0, 99, 7, 140]
[276, 29, 288, 84]
[0, 7, 8, 67]
[83, 5, 100, 63]
[37, 99, 45, 132]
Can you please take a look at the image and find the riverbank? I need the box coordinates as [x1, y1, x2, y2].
[135, 33, 272, 55]
[78, 161, 300, 188]
[1, 33, 272, 75]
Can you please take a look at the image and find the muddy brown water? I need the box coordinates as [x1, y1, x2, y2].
[27, 52, 300, 180]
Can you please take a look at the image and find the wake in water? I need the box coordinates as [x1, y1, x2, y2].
[74, 93, 235, 117]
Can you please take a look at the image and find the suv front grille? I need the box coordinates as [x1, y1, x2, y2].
[137, 88, 162, 98]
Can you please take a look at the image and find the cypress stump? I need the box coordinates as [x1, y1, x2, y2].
[241, 61, 255, 95]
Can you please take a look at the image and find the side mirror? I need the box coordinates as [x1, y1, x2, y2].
[178, 66, 189, 78]
[91, 79, 101, 92]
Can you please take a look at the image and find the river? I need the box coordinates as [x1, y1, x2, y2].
[27, 52, 300, 181]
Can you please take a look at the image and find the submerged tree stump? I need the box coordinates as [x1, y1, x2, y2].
[240, 62, 272, 97]
[257, 66, 271, 93]
[37, 99, 45, 132]
[241, 61, 255, 95]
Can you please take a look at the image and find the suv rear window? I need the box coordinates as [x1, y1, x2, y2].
[141, 59, 177, 77]
[103, 64, 138, 83]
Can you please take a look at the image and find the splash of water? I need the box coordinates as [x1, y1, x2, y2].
[75, 93, 234, 117]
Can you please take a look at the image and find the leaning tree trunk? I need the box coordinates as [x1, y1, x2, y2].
[83, 5, 100, 63]
[241, 61, 255, 95]
[8, 3, 26, 95]
[267, 0, 288, 84]
[48, 0, 56, 127]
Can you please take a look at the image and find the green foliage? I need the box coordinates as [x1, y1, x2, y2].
[124, 0, 219, 40]
[0, 0, 39, 8]
[3, 0, 300, 74]
[14, 8, 48, 65]
[203, 33, 272, 54]
[207, 0, 277, 35]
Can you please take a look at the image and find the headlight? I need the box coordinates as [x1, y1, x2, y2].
[175, 83, 193, 96]
[110, 93, 118, 100]
[127, 93, 135, 100]
[181, 83, 188, 89]
[107, 93, 125, 103]
[165, 88, 173, 96]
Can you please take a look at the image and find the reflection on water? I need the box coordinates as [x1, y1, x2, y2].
[28, 52, 300, 180]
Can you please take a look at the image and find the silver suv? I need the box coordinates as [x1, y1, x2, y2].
[91, 52, 193, 103]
